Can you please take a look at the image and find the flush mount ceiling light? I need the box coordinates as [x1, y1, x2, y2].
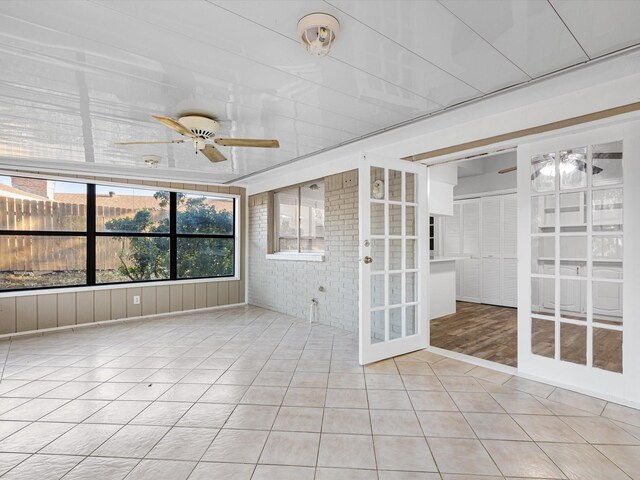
[298, 13, 340, 56]
[143, 155, 160, 168]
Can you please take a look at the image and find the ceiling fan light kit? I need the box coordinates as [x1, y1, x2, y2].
[298, 13, 340, 56]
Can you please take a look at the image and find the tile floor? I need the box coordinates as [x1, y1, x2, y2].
[0, 305, 637, 479]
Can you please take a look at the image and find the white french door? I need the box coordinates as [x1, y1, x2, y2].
[358, 155, 428, 365]
[518, 120, 640, 405]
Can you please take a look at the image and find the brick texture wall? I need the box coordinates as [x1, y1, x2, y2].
[248, 170, 359, 332]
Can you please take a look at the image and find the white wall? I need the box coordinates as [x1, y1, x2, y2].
[454, 152, 517, 197]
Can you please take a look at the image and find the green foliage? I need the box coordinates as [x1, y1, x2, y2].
[104, 193, 233, 281]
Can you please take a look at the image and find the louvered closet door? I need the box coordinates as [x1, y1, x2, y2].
[501, 194, 518, 307]
[443, 204, 463, 297]
[481, 197, 501, 305]
[461, 201, 481, 302]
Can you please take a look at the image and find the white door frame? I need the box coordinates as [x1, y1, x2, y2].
[517, 119, 640, 406]
[358, 154, 429, 365]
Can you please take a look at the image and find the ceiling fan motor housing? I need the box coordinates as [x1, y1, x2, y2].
[178, 115, 220, 139]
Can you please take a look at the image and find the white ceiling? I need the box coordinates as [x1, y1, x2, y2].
[0, 0, 638, 184]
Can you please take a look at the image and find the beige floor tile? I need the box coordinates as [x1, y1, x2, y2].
[224, 404, 279, 430]
[408, 391, 458, 411]
[252, 465, 315, 480]
[198, 385, 248, 403]
[316, 467, 378, 479]
[63, 456, 138, 480]
[595, 444, 640, 479]
[317, 433, 377, 469]
[125, 459, 195, 480]
[465, 366, 512, 385]
[464, 413, 529, 440]
[511, 414, 586, 443]
[40, 423, 121, 455]
[290, 372, 329, 388]
[0, 453, 30, 476]
[328, 373, 366, 389]
[157, 383, 209, 402]
[427, 437, 500, 476]
[378, 472, 441, 480]
[146, 426, 218, 461]
[273, 406, 324, 432]
[396, 361, 435, 376]
[93, 425, 169, 458]
[560, 416, 640, 445]
[539, 442, 629, 480]
[366, 374, 405, 390]
[202, 428, 269, 463]
[282, 387, 327, 407]
[0, 454, 82, 480]
[503, 376, 556, 398]
[187, 462, 254, 480]
[449, 392, 504, 413]
[547, 388, 607, 416]
[176, 402, 235, 428]
[374, 435, 438, 471]
[0, 421, 73, 453]
[130, 401, 193, 426]
[259, 431, 320, 466]
[439, 376, 485, 392]
[239, 385, 287, 405]
[431, 358, 476, 375]
[323, 408, 372, 434]
[325, 388, 369, 409]
[367, 389, 413, 410]
[402, 375, 446, 391]
[603, 402, 640, 429]
[370, 409, 423, 436]
[365, 359, 399, 374]
[491, 393, 552, 415]
[251, 371, 294, 387]
[417, 411, 476, 438]
[482, 440, 564, 478]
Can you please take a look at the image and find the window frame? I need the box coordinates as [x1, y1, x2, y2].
[273, 180, 325, 254]
[0, 175, 239, 294]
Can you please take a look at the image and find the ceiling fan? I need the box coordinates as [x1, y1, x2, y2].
[115, 114, 280, 163]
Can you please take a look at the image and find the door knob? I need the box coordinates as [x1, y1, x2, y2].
[363, 256, 373, 264]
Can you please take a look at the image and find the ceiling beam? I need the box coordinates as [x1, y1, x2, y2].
[403, 101, 640, 162]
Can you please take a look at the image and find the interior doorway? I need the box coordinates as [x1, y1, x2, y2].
[428, 150, 519, 368]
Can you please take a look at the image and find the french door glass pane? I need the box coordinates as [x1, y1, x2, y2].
[593, 141, 623, 187]
[531, 195, 555, 232]
[560, 322, 587, 365]
[406, 206, 416, 236]
[389, 308, 402, 339]
[371, 274, 385, 308]
[593, 280, 623, 325]
[405, 173, 416, 203]
[559, 147, 587, 190]
[531, 277, 555, 316]
[389, 204, 402, 235]
[406, 305, 417, 336]
[389, 170, 402, 202]
[371, 239, 385, 272]
[389, 239, 402, 270]
[531, 318, 555, 358]
[531, 237, 554, 274]
[371, 203, 385, 235]
[559, 192, 586, 232]
[593, 327, 622, 373]
[592, 188, 623, 232]
[371, 310, 385, 344]
[406, 239, 416, 269]
[389, 273, 402, 305]
[531, 153, 556, 193]
[371, 167, 385, 200]
[559, 278, 586, 320]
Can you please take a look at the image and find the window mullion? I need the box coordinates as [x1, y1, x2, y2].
[170, 191, 177, 280]
[87, 183, 96, 286]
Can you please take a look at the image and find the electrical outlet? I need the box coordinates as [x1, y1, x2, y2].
[133, 295, 141, 305]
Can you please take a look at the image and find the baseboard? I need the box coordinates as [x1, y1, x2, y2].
[0, 302, 249, 341]
[425, 345, 518, 375]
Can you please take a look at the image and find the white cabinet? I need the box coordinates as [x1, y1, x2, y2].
[442, 193, 517, 307]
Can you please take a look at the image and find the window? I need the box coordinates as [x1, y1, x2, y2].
[0, 174, 237, 291]
[274, 181, 324, 253]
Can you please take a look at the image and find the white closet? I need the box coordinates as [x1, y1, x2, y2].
[442, 193, 517, 308]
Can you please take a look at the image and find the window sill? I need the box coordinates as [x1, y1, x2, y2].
[265, 253, 325, 262]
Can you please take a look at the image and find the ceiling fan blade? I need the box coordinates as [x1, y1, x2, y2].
[151, 115, 196, 139]
[215, 138, 280, 148]
[498, 166, 517, 174]
[115, 140, 185, 145]
[200, 144, 227, 163]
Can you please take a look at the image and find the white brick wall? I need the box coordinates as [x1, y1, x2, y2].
[248, 171, 359, 332]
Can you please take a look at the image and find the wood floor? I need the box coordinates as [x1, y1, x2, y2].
[430, 301, 518, 367]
